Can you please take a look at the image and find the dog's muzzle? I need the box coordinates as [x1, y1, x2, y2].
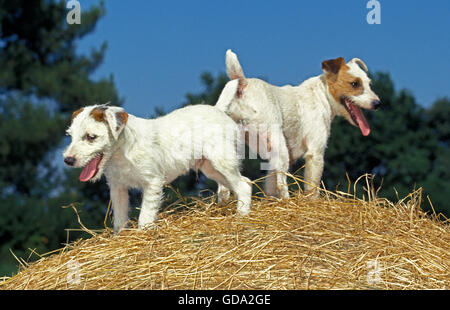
[371, 100, 381, 110]
[64, 156, 76, 166]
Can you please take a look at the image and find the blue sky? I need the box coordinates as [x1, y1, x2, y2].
[77, 0, 450, 117]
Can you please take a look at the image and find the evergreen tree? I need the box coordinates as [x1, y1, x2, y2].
[0, 0, 122, 276]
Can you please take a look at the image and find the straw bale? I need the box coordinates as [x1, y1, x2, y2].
[1, 177, 449, 290]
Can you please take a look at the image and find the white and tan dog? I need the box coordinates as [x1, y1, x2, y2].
[63, 104, 251, 233]
[216, 50, 380, 198]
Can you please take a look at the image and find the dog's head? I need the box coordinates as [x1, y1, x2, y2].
[63, 105, 128, 182]
[322, 57, 380, 136]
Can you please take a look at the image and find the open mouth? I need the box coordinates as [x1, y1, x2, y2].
[340, 97, 371, 136]
[79, 153, 103, 182]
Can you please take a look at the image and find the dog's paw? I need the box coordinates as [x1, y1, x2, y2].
[304, 189, 320, 199]
[137, 221, 157, 231]
[236, 202, 251, 217]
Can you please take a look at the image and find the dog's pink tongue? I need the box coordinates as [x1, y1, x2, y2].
[79, 156, 101, 182]
[349, 103, 371, 136]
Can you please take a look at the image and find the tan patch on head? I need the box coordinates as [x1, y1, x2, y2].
[71, 108, 84, 121]
[322, 57, 346, 75]
[322, 57, 364, 102]
[90, 107, 107, 122]
[116, 111, 128, 126]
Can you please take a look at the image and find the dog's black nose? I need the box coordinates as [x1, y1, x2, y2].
[372, 100, 381, 110]
[64, 156, 76, 166]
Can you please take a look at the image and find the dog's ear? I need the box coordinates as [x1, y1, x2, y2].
[348, 58, 369, 72]
[105, 108, 128, 140]
[322, 57, 346, 75]
[71, 108, 84, 121]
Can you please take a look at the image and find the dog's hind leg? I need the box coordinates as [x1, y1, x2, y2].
[264, 171, 278, 197]
[265, 163, 289, 200]
[196, 157, 231, 206]
[260, 126, 290, 199]
[199, 159, 251, 215]
[217, 183, 231, 206]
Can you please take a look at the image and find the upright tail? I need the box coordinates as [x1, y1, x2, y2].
[226, 49, 246, 80]
[225, 49, 247, 98]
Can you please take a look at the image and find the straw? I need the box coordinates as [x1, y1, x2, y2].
[1, 174, 448, 290]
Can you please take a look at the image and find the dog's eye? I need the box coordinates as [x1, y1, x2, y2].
[351, 81, 360, 88]
[86, 134, 98, 142]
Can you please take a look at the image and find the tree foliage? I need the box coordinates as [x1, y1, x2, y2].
[0, 0, 122, 276]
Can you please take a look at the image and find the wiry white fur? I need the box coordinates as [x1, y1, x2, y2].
[63, 104, 252, 233]
[217, 49, 380, 198]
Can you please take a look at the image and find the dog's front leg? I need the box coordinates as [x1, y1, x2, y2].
[304, 152, 324, 197]
[138, 181, 164, 230]
[110, 182, 129, 234]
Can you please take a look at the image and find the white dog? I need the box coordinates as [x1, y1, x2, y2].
[216, 50, 380, 198]
[63, 104, 251, 233]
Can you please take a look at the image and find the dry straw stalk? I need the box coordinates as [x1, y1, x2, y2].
[1, 175, 449, 290]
